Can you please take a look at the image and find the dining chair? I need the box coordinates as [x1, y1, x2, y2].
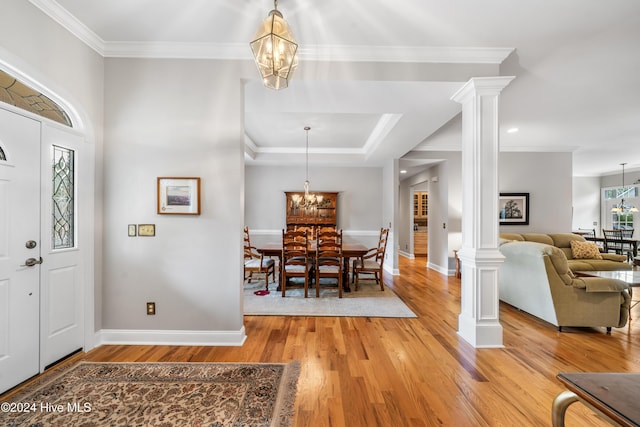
[281, 229, 311, 297]
[243, 226, 276, 289]
[621, 228, 635, 261]
[577, 228, 596, 239]
[577, 228, 604, 251]
[352, 228, 389, 291]
[314, 228, 343, 298]
[602, 229, 624, 255]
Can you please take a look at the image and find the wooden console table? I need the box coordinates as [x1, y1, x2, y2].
[552, 372, 640, 426]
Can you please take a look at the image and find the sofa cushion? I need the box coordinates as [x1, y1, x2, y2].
[549, 233, 586, 249]
[500, 233, 525, 241]
[570, 240, 603, 260]
[521, 233, 554, 245]
[568, 259, 632, 271]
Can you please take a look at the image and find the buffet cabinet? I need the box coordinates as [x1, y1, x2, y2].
[285, 191, 338, 230]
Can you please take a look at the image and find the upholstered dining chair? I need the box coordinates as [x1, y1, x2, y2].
[281, 229, 310, 297]
[352, 228, 389, 291]
[314, 228, 343, 298]
[243, 226, 276, 289]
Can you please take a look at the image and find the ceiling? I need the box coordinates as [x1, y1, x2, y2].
[31, 0, 640, 177]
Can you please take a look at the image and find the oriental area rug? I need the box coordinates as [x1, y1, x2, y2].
[244, 278, 417, 318]
[1, 361, 300, 427]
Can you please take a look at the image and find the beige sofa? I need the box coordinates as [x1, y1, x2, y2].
[500, 232, 631, 272]
[499, 241, 630, 332]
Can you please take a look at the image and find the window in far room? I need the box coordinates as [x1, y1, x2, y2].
[603, 185, 639, 231]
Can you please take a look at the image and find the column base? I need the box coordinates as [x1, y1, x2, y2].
[458, 314, 504, 348]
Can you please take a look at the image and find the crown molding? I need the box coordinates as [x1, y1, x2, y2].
[107, 43, 514, 64]
[30, 1, 513, 64]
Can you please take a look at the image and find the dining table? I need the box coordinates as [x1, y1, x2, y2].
[583, 235, 639, 258]
[255, 242, 369, 292]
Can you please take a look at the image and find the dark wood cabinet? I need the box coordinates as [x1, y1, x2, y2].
[285, 191, 338, 229]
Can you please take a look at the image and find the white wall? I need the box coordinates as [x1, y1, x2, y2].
[245, 165, 383, 248]
[572, 176, 601, 234]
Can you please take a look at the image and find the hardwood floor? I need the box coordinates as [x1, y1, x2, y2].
[6, 256, 639, 426]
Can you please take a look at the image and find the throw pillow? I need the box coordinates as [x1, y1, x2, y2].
[570, 240, 603, 260]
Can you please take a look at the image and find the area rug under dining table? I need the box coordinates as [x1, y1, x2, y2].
[244, 279, 417, 318]
[0, 361, 300, 427]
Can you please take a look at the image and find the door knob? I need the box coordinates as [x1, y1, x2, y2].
[21, 257, 43, 267]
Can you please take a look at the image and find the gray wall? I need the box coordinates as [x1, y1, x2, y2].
[399, 150, 573, 274]
[245, 165, 383, 248]
[102, 58, 253, 333]
[499, 152, 573, 234]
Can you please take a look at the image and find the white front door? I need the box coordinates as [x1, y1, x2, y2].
[0, 108, 41, 393]
[40, 124, 84, 369]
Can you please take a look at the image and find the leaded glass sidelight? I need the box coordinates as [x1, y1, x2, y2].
[52, 145, 75, 249]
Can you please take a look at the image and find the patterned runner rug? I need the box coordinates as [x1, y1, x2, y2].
[1, 361, 300, 427]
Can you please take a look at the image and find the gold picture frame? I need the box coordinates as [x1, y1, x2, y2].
[157, 177, 201, 215]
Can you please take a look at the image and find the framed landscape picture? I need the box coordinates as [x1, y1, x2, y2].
[157, 177, 201, 215]
[499, 193, 529, 225]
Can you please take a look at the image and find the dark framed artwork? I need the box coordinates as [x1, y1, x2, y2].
[157, 177, 201, 215]
[499, 193, 529, 225]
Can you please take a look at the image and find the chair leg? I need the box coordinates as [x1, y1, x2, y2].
[281, 274, 286, 297]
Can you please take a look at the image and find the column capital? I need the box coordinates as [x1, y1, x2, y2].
[451, 76, 515, 104]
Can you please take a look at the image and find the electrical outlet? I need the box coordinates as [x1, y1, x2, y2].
[146, 302, 156, 315]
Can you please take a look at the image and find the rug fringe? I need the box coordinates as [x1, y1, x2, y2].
[272, 360, 301, 427]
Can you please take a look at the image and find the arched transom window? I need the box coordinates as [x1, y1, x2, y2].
[0, 69, 72, 127]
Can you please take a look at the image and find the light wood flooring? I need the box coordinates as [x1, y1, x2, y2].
[5, 256, 640, 426]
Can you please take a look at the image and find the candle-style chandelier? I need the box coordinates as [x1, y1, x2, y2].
[291, 126, 323, 208]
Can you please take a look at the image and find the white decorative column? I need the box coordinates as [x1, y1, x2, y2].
[451, 76, 514, 348]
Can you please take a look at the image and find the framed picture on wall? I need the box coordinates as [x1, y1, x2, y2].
[157, 177, 201, 215]
[499, 193, 529, 225]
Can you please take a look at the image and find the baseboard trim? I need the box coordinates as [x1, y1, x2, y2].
[95, 327, 247, 347]
[399, 250, 415, 259]
[427, 262, 453, 276]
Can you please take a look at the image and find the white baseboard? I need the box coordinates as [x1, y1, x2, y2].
[383, 264, 400, 276]
[427, 262, 454, 276]
[399, 250, 415, 259]
[95, 327, 246, 347]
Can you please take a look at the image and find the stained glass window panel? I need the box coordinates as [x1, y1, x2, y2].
[52, 145, 74, 249]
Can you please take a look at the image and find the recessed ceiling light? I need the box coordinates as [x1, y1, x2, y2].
[400, 170, 407, 174]
[507, 127, 519, 133]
